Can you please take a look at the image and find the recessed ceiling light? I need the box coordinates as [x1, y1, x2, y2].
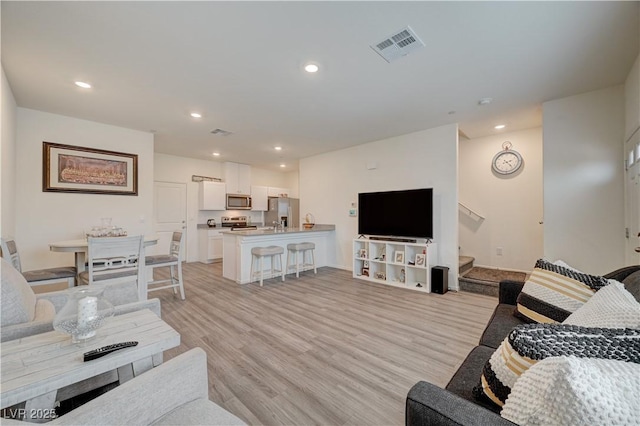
[190, 112, 202, 118]
[494, 124, 506, 130]
[275, 146, 282, 151]
[304, 63, 319, 73]
[75, 81, 91, 89]
[212, 152, 220, 156]
[280, 164, 286, 168]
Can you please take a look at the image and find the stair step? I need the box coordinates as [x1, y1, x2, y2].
[459, 256, 475, 274]
[458, 276, 498, 297]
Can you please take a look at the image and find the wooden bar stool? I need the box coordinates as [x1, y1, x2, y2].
[286, 242, 317, 278]
[250, 246, 285, 286]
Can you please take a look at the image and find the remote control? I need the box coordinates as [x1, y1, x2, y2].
[83, 341, 138, 362]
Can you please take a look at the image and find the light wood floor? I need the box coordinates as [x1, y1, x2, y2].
[152, 262, 497, 426]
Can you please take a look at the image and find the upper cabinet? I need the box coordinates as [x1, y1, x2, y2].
[251, 186, 269, 211]
[199, 181, 226, 210]
[267, 187, 291, 197]
[224, 162, 251, 195]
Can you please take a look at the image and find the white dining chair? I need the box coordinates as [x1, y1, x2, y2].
[77, 235, 144, 287]
[145, 231, 185, 300]
[0, 237, 76, 288]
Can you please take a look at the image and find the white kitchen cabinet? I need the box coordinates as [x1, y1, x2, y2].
[199, 181, 226, 210]
[267, 187, 290, 197]
[251, 185, 269, 211]
[198, 228, 223, 263]
[224, 162, 251, 195]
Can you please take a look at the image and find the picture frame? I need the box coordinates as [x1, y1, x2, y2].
[43, 142, 138, 195]
[394, 250, 404, 264]
[362, 268, 370, 277]
[415, 253, 426, 267]
[374, 271, 386, 280]
[358, 248, 368, 259]
[363, 260, 369, 268]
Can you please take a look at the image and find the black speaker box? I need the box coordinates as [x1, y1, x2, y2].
[431, 266, 449, 294]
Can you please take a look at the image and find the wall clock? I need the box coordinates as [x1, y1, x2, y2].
[492, 141, 523, 175]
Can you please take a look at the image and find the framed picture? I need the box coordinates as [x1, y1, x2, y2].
[415, 253, 426, 267]
[363, 260, 369, 268]
[362, 268, 370, 277]
[358, 248, 367, 259]
[43, 142, 138, 195]
[374, 271, 386, 280]
[394, 250, 405, 264]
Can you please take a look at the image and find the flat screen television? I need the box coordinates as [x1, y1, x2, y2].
[358, 188, 433, 239]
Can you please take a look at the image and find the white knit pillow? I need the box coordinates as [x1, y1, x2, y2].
[501, 357, 640, 426]
[563, 280, 640, 329]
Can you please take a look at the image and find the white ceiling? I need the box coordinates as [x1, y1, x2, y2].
[2, 1, 638, 171]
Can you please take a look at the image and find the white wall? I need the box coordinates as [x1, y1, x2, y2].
[153, 153, 299, 262]
[459, 128, 543, 271]
[16, 108, 154, 270]
[1, 67, 17, 239]
[299, 124, 459, 289]
[543, 86, 626, 274]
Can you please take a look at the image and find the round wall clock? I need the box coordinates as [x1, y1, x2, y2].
[492, 141, 523, 175]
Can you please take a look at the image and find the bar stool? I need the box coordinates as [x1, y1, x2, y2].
[250, 246, 285, 286]
[286, 242, 317, 278]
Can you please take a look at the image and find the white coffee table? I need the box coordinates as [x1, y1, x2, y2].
[1, 309, 180, 422]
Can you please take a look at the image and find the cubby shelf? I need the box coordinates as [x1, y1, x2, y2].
[353, 238, 437, 293]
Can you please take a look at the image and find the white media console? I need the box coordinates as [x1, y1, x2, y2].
[352, 237, 437, 293]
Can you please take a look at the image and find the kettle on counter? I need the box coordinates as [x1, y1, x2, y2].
[207, 219, 216, 227]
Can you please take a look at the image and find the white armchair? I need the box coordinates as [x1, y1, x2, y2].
[1, 348, 245, 425]
[1, 257, 161, 343]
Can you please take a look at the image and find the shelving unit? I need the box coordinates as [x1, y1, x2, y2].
[353, 237, 437, 293]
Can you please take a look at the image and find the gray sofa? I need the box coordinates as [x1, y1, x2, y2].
[405, 265, 640, 426]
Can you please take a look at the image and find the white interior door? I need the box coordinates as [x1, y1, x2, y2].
[152, 182, 187, 257]
[625, 130, 640, 265]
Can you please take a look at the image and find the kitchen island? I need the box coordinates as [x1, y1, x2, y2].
[222, 225, 336, 284]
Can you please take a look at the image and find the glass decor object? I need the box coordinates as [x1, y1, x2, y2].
[53, 287, 115, 344]
[303, 213, 315, 229]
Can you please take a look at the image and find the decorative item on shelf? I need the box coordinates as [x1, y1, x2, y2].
[303, 213, 315, 229]
[400, 268, 406, 283]
[415, 253, 426, 267]
[53, 287, 114, 344]
[362, 268, 370, 277]
[374, 271, 386, 280]
[394, 250, 405, 264]
[358, 248, 367, 258]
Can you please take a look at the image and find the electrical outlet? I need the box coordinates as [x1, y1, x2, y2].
[496, 247, 503, 256]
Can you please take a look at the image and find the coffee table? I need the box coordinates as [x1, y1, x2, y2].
[1, 309, 180, 422]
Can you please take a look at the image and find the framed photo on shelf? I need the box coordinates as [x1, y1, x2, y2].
[394, 250, 404, 264]
[358, 248, 367, 258]
[374, 271, 386, 280]
[363, 260, 369, 268]
[415, 253, 426, 267]
[362, 268, 370, 277]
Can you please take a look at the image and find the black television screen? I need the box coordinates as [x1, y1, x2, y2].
[358, 188, 433, 238]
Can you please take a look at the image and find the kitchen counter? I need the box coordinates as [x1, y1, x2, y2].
[222, 224, 336, 284]
[219, 224, 335, 236]
[197, 224, 218, 229]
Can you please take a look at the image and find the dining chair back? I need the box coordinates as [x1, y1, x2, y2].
[145, 231, 185, 299]
[78, 235, 144, 287]
[0, 238, 76, 288]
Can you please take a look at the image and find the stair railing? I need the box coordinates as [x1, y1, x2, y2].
[458, 202, 485, 221]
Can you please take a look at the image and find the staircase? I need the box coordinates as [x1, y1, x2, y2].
[458, 256, 499, 297]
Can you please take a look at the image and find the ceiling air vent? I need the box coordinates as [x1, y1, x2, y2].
[370, 26, 425, 63]
[210, 128, 233, 136]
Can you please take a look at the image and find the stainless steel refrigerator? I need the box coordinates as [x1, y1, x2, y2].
[265, 197, 299, 228]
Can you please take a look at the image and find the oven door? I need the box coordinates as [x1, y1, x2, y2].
[226, 194, 252, 210]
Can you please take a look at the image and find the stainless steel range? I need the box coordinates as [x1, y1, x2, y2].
[221, 216, 257, 231]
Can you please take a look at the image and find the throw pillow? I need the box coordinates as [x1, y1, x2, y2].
[1, 257, 37, 326]
[473, 323, 640, 408]
[515, 259, 608, 323]
[501, 357, 640, 426]
[563, 280, 640, 329]
[623, 270, 640, 302]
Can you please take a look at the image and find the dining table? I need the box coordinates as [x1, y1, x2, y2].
[49, 235, 158, 301]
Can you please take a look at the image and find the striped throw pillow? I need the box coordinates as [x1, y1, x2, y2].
[474, 324, 640, 408]
[515, 259, 608, 323]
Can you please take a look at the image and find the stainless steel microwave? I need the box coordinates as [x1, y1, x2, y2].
[226, 194, 252, 210]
